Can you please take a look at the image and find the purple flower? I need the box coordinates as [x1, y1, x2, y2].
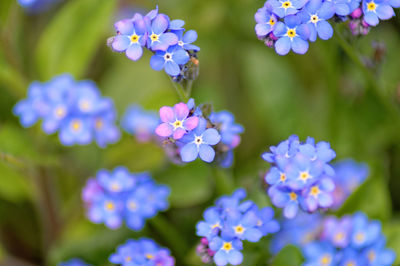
[179, 118, 221, 163]
[155, 102, 199, 139]
[112, 17, 147, 61]
[146, 14, 178, 51]
[273, 15, 310, 55]
[300, 0, 335, 42]
[362, 0, 395, 26]
[150, 45, 190, 76]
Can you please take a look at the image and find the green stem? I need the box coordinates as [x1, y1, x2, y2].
[169, 77, 189, 102]
[335, 25, 400, 128]
[0, 151, 25, 169]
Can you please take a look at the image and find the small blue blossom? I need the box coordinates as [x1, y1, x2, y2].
[146, 14, 178, 51]
[174, 29, 201, 51]
[273, 15, 311, 55]
[350, 212, 381, 249]
[17, 0, 61, 12]
[255, 6, 279, 38]
[109, 238, 175, 266]
[300, 0, 335, 42]
[263, 135, 336, 218]
[269, 0, 308, 17]
[362, 238, 396, 266]
[180, 118, 221, 163]
[362, 0, 395, 26]
[150, 45, 190, 76]
[322, 216, 353, 248]
[13, 74, 120, 147]
[82, 167, 170, 230]
[196, 189, 280, 265]
[121, 105, 159, 142]
[302, 241, 337, 266]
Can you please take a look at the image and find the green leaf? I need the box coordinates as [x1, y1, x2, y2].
[157, 161, 213, 208]
[35, 0, 116, 80]
[0, 162, 31, 202]
[270, 245, 304, 266]
[336, 169, 392, 221]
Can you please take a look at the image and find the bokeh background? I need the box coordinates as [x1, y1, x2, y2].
[1, 0, 400, 265]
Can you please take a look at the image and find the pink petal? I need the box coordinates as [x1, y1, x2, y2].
[173, 128, 186, 139]
[183, 116, 199, 131]
[174, 103, 189, 120]
[159, 106, 174, 122]
[155, 123, 173, 137]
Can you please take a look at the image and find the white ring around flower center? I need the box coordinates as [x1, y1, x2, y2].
[194, 136, 203, 145]
[164, 53, 173, 61]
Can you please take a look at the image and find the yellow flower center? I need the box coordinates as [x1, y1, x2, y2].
[346, 261, 355, 266]
[146, 253, 154, 259]
[222, 242, 233, 251]
[282, 1, 292, 8]
[71, 119, 82, 131]
[289, 192, 298, 201]
[55, 106, 66, 118]
[95, 118, 103, 130]
[355, 232, 365, 242]
[211, 222, 220, 229]
[150, 33, 159, 42]
[110, 182, 120, 192]
[172, 120, 183, 129]
[269, 17, 276, 25]
[130, 34, 139, 43]
[125, 256, 132, 262]
[299, 171, 310, 181]
[105, 201, 115, 211]
[311, 15, 319, 23]
[334, 232, 344, 241]
[320, 254, 332, 265]
[367, 2, 377, 11]
[310, 185, 320, 197]
[280, 173, 287, 182]
[79, 100, 91, 111]
[128, 201, 138, 211]
[234, 225, 245, 234]
[368, 250, 376, 262]
[287, 28, 296, 38]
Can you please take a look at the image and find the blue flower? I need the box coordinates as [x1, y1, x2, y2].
[362, 238, 396, 266]
[145, 14, 178, 51]
[273, 15, 311, 55]
[350, 212, 381, 249]
[196, 207, 223, 240]
[253, 207, 280, 236]
[121, 105, 159, 142]
[269, 0, 308, 17]
[150, 45, 190, 76]
[209, 111, 244, 148]
[225, 210, 263, 242]
[58, 258, 91, 266]
[302, 241, 337, 266]
[388, 0, 400, 7]
[13, 74, 120, 148]
[209, 235, 243, 266]
[300, 0, 335, 42]
[338, 248, 366, 266]
[180, 118, 221, 163]
[330, 0, 362, 16]
[301, 177, 335, 212]
[269, 186, 302, 218]
[112, 16, 148, 61]
[83, 168, 170, 230]
[255, 6, 279, 38]
[321, 215, 353, 248]
[362, 0, 395, 26]
[174, 29, 200, 51]
[109, 238, 175, 266]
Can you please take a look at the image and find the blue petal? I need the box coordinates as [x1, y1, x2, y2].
[199, 144, 216, 163]
[273, 22, 287, 37]
[335, 3, 351, 15]
[183, 30, 198, 43]
[309, 25, 317, 42]
[306, 0, 323, 13]
[389, 0, 400, 7]
[180, 143, 198, 162]
[275, 37, 291, 55]
[209, 237, 223, 251]
[112, 35, 130, 52]
[228, 250, 243, 265]
[318, 193, 333, 207]
[165, 61, 180, 76]
[203, 128, 221, 145]
[283, 202, 298, 218]
[214, 250, 229, 266]
[152, 14, 169, 34]
[183, 44, 200, 51]
[244, 228, 263, 242]
[256, 23, 272, 36]
[153, 32, 179, 51]
[114, 19, 133, 35]
[291, 37, 309, 54]
[318, 1, 336, 19]
[126, 44, 143, 61]
[376, 4, 395, 20]
[169, 19, 185, 30]
[364, 11, 379, 26]
[317, 20, 333, 40]
[172, 49, 190, 65]
[149, 54, 165, 71]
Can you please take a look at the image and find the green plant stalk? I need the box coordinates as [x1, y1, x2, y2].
[334, 26, 400, 129]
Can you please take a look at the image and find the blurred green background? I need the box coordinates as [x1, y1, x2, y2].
[1, 0, 400, 265]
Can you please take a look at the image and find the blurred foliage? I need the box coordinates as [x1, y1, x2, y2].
[0, 0, 400, 265]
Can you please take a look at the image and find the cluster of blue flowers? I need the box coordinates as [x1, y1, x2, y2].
[121, 104, 160, 142]
[109, 238, 175, 266]
[13, 74, 120, 148]
[82, 166, 170, 230]
[263, 135, 336, 218]
[195, 189, 280, 265]
[255, 0, 400, 54]
[331, 159, 369, 209]
[109, 6, 200, 81]
[303, 212, 395, 265]
[154, 99, 244, 167]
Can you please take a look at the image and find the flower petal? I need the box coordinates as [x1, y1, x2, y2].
[165, 61, 181, 76]
[172, 49, 190, 65]
[183, 30, 198, 43]
[317, 20, 333, 40]
[291, 37, 309, 54]
[155, 123, 173, 137]
[152, 14, 169, 34]
[183, 116, 199, 130]
[126, 44, 143, 61]
[173, 128, 186, 139]
[275, 37, 291, 56]
[202, 128, 221, 145]
[376, 4, 395, 20]
[114, 19, 133, 35]
[180, 143, 199, 162]
[199, 144, 216, 163]
[112, 35, 130, 52]
[159, 106, 174, 122]
[150, 54, 165, 71]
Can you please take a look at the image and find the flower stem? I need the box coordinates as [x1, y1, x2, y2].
[169, 77, 192, 102]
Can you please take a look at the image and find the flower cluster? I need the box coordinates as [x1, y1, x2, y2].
[58, 258, 91, 266]
[303, 212, 395, 266]
[331, 159, 369, 209]
[155, 99, 244, 167]
[270, 211, 323, 254]
[13, 74, 120, 148]
[109, 238, 175, 266]
[263, 135, 336, 218]
[109, 6, 200, 81]
[121, 104, 160, 142]
[196, 189, 280, 266]
[82, 167, 170, 230]
[254, 0, 399, 55]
